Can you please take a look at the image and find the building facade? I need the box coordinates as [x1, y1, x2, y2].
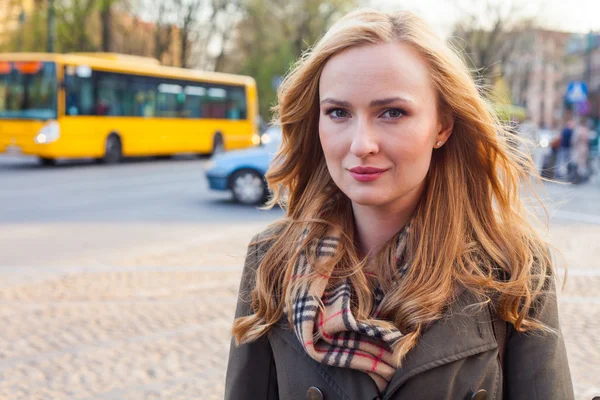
[503, 29, 571, 130]
[563, 32, 600, 122]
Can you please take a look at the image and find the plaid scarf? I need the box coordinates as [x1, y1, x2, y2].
[289, 225, 410, 392]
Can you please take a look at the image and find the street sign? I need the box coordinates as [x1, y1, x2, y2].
[565, 81, 588, 104]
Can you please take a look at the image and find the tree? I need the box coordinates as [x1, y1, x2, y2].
[109, 0, 154, 58]
[152, 1, 174, 62]
[99, 0, 120, 52]
[0, 0, 47, 52]
[178, 0, 244, 71]
[227, 0, 357, 120]
[172, 0, 203, 68]
[209, 0, 242, 72]
[54, 0, 98, 52]
[449, 0, 539, 86]
[281, 0, 353, 57]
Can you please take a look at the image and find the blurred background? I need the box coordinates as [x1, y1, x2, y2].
[0, 0, 599, 399]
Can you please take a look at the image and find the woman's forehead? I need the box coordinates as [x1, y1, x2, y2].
[319, 42, 435, 104]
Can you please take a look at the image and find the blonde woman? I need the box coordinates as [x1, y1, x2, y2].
[225, 9, 573, 400]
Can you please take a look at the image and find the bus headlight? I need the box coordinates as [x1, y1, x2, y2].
[35, 121, 60, 144]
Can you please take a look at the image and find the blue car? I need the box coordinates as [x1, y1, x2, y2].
[205, 126, 281, 205]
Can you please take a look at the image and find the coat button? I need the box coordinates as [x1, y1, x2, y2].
[307, 386, 324, 400]
[471, 389, 488, 400]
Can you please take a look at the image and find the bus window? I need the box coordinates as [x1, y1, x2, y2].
[61, 66, 251, 122]
[227, 86, 247, 120]
[65, 66, 94, 116]
[204, 86, 228, 119]
[156, 83, 184, 118]
[129, 77, 156, 117]
[0, 61, 57, 120]
[184, 85, 206, 118]
[96, 72, 132, 116]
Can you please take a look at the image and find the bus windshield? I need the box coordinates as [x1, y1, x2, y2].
[0, 61, 57, 120]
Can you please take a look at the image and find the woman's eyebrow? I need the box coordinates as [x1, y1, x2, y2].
[320, 98, 351, 107]
[369, 97, 414, 107]
[320, 97, 414, 107]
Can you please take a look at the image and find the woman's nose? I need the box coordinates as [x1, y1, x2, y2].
[349, 121, 379, 158]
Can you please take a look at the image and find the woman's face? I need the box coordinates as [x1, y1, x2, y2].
[318, 42, 452, 211]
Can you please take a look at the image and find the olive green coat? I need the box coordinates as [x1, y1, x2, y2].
[225, 232, 574, 400]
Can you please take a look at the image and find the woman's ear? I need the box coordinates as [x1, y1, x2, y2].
[434, 112, 454, 148]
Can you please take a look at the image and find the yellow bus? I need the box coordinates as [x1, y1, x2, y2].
[0, 53, 259, 165]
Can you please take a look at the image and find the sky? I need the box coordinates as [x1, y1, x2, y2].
[372, 0, 600, 36]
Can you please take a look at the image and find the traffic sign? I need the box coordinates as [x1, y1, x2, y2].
[566, 81, 588, 104]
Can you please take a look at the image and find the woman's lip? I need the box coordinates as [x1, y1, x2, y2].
[348, 169, 387, 182]
[348, 166, 388, 174]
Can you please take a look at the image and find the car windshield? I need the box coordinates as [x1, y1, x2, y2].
[0, 61, 57, 120]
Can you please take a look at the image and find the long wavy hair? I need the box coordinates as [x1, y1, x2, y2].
[233, 9, 555, 365]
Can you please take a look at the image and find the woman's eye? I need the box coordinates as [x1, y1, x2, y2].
[382, 108, 404, 119]
[326, 108, 349, 119]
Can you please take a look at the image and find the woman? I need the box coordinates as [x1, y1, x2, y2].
[225, 9, 573, 400]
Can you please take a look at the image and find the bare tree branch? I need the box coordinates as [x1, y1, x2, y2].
[450, 0, 541, 85]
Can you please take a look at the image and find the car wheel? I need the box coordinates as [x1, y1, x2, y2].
[230, 169, 267, 205]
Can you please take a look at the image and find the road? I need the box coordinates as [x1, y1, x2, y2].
[0, 155, 283, 268]
[0, 154, 598, 399]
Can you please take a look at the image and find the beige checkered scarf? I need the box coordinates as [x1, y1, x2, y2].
[289, 225, 410, 392]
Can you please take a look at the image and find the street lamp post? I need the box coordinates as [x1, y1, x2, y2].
[17, 10, 26, 52]
[47, 0, 55, 52]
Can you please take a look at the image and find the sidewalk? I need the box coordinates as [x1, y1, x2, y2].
[0, 221, 597, 399]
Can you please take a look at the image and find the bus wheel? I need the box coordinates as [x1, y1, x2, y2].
[102, 134, 122, 164]
[39, 157, 56, 166]
[212, 133, 224, 155]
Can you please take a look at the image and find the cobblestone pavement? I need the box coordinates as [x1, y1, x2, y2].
[0, 222, 598, 400]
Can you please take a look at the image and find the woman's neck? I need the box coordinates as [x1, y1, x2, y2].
[352, 201, 416, 258]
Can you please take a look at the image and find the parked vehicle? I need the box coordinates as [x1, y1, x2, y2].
[205, 126, 281, 205]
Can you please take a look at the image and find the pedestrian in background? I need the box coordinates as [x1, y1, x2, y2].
[557, 118, 575, 179]
[588, 119, 600, 182]
[225, 9, 573, 400]
[571, 117, 591, 183]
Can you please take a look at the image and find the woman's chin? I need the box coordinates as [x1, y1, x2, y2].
[344, 190, 389, 207]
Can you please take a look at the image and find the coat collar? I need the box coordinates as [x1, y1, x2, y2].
[273, 289, 498, 400]
[381, 291, 498, 399]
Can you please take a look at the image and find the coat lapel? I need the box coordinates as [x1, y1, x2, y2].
[272, 290, 498, 400]
[272, 319, 380, 400]
[382, 291, 498, 399]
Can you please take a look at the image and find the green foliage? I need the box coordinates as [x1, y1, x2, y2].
[233, 0, 357, 121]
[2, 0, 102, 53]
[55, 0, 99, 52]
[2, 6, 48, 52]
